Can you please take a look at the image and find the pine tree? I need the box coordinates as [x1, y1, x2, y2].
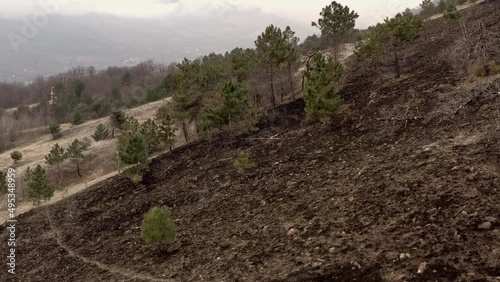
[118, 131, 149, 165]
[49, 123, 62, 139]
[233, 151, 256, 173]
[140, 119, 160, 153]
[0, 172, 7, 195]
[172, 59, 204, 143]
[444, 3, 461, 21]
[283, 26, 300, 100]
[385, 11, 422, 78]
[10, 151, 23, 164]
[230, 48, 258, 83]
[419, 0, 437, 19]
[199, 81, 251, 133]
[437, 0, 447, 13]
[65, 138, 91, 177]
[304, 53, 344, 123]
[141, 206, 176, 245]
[123, 116, 140, 132]
[45, 143, 67, 182]
[110, 110, 127, 138]
[157, 112, 177, 152]
[122, 72, 132, 85]
[255, 25, 289, 108]
[92, 124, 111, 142]
[72, 110, 84, 125]
[27, 165, 53, 206]
[312, 1, 359, 61]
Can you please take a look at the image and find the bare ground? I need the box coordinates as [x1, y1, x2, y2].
[1, 2, 500, 282]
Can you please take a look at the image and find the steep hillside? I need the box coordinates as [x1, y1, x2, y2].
[0, 97, 183, 223]
[1, 2, 500, 282]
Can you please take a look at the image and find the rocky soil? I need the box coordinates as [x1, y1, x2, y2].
[1, 2, 500, 281]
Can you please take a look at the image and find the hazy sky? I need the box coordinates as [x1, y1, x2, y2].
[0, 0, 424, 28]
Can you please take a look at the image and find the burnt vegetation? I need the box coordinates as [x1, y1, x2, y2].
[1, 0, 500, 281]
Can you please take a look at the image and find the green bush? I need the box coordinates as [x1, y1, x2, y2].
[92, 124, 111, 142]
[72, 111, 84, 125]
[234, 151, 256, 173]
[141, 206, 176, 245]
[26, 165, 54, 206]
[10, 151, 23, 164]
[444, 4, 461, 21]
[304, 54, 344, 123]
[49, 123, 62, 139]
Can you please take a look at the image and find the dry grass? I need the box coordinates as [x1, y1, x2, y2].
[0, 97, 179, 221]
[429, 0, 485, 20]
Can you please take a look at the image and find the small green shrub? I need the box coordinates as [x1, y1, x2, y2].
[443, 4, 460, 21]
[72, 111, 84, 125]
[141, 206, 176, 245]
[233, 151, 256, 173]
[10, 151, 23, 164]
[92, 124, 111, 142]
[49, 123, 62, 139]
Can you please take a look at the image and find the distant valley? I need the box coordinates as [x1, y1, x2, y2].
[0, 12, 313, 82]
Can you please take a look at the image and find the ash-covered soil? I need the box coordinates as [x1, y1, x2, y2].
[1, 2, 500, 282]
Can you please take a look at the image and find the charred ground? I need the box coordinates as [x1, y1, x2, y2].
[1, 2, 500, 281]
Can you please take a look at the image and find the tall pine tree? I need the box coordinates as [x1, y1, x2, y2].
[118, 131, 149, 165]
[65, 138, 91, 177]
[199, 81, 251, 133]
[312, 1, 359, 61]
[255, 25, 288, 108]
[45, 143, 67, 182]
[304, 53, 344, 123]
[157, 112, 177, 152]
[26, 165, 53, 206]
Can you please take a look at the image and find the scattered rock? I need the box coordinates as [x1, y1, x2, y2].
[262, 226, 269, 234]
[287, 228, 299, 236]
[399, 253, 411, 260]
[478, 222, 492, 230]
[484, 216, 498, 223]
[167, 241, 182, 253]
[286, 181, 297, 187]
[427, 208, 438, 215]
[311, 261, 322, 268]
[417, 262, 427, 274]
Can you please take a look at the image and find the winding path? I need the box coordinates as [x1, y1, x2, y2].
[44, 208, 173, 282]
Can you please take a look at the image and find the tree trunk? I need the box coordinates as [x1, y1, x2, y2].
[269, 63, 276, 108]
[280, 84, 284, 103]
[182, 120, 190, 143]
[288, 63, 294, 99]
[302, 72, 306, 91]
[394, 42, 401, 78]
[57, 163, 61, 183]
[76, 160, 82, 177]
[333, 43, 340, 63]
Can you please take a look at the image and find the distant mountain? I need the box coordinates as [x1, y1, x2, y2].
[0, 11, 314, 82]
